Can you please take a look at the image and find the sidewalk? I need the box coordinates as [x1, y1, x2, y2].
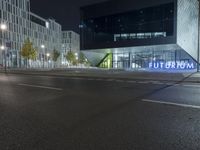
[0, 68, 200, 83]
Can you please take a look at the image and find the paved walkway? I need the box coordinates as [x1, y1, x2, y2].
[0, 68, 200, 83]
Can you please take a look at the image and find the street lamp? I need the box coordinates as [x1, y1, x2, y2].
[75, 52, 78, 60]
[0, 45, 5, 50]
[0, 24, 7, 31]
[41, 45, 45, 68]
[46, 53, 50, 57]
[46, 53, 50, 68]
[41, 45, 45, 49]
[197, 0, 200, 72]
[0, 23, 7, 72]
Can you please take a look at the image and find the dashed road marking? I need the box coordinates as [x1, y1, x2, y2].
[137, 81, 150, 84]
[181, 84, 200, 88]
[126, 81, 137, 83]
[142, 99, 200, 109]
[18, 83, 63, 91]
[115, 80, 125, 82]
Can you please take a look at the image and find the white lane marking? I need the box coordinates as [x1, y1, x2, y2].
[18, 83, 63, 91]
[142, 99, 200, 109]
[137, 81, 150, 84]
[96, 78, 105, 81]
[153, 82, 164, 85]
[116, 80, 124, 82]
[71, 77, 83, 80]
[182, 84, 200, 88]
[106, 79, 115, 82]
[127, 81, 136, 83]
[165, 83, 175, 85]
[87, 78, 94, 80]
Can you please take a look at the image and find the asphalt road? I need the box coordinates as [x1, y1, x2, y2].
[0, 73, 200, 150]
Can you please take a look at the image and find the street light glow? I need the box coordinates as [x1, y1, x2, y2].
[41, 45, 45, 48]
[0, 24, 7, 30]
[46, 53, 50, 57]
[0, 45, 5, 50]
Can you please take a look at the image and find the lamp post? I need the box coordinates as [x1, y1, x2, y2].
[0, 23, 7, 72]
[46, 53, 50, 68]
[41, 45, 45, 68]
[197, 0, 200, 72]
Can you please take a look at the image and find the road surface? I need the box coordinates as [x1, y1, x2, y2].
[0, 73, 200, 150]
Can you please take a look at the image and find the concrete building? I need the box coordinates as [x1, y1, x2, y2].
[62, 31, 80, 53]
[61, 31, 80, 65]
[0, 0, 62, 68]
[80, 0, 199, 71]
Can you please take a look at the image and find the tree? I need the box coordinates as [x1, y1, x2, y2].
[52, 49, 60, 68]
[21, 38, 37, 68]
[65, 51, 76, 66]
[79, 52, 86, 64]
[52, 49, 60, 62]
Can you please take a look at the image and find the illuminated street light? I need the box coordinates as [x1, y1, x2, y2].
[46, 53, 50, 57]
[0, 45, 5, 50]
[0, 23, 7, 72]
[41, 45, 46, 68]
[198, 0, 200, 72]
[46, 53, 50, 68]
[41, 45, 45, 49]
[75, 52, 78, 60]
[0, 23, 7, 31]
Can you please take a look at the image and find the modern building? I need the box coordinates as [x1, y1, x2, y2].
[61, 31, 80, 65]
[62, 31, 80, 53]
[0, 0, 62, 68]
[80, 0, 199, 71]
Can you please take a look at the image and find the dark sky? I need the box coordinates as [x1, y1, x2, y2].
[30, 0, 108, 33]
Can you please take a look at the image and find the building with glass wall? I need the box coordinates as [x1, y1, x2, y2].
[80, 0, 199, 71]
[0, 0, 62, 68]
[61, 31, 80, 66]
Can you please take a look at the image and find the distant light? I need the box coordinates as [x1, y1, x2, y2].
[0, 24, 7, 30]
[41, 45, 45, 48]
[79, 24, 84, 28]
[46, 53, 50, 57]
[0, 46, 5, 50]
[46, 22, 50, 29]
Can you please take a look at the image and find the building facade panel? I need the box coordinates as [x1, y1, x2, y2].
[61, 31, 80, 65]
[0, 0, 62, 68]
[177, 0, 199, 61]
[80, 0, 198, 71]
[80, 0, 176, 50]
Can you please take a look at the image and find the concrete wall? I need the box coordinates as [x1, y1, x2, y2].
[177, 0, 199, 61]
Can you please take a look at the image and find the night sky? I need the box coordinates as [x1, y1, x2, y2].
[30, 0, 108, 33]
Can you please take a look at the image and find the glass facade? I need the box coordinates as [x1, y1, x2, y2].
[112, 50, 196, 71]
[82, 2, 174, 46]
[0, 0, 62, 68]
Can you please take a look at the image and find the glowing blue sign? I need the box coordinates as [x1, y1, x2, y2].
[149, 61, 195, 70]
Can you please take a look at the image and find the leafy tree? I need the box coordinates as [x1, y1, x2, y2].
[52, 49, 60, 62]
[65, 51, 76, 65]
[21, 38, 37, 67]
[52, 49, 60, 68]
[79, 52, 86, 64]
